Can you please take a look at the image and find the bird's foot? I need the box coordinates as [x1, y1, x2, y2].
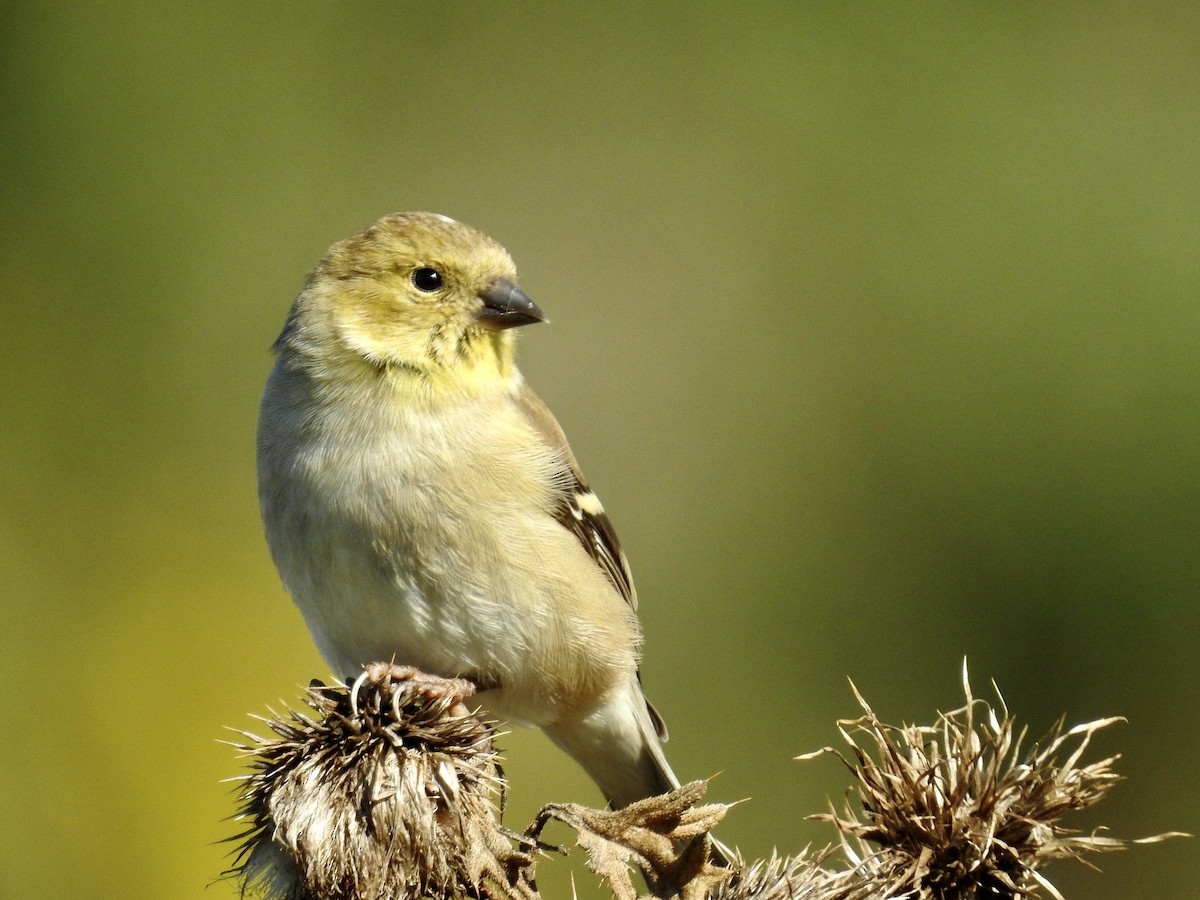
[350, 662, 477, 719]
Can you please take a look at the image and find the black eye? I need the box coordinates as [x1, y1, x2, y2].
[412, 267, 443, 292]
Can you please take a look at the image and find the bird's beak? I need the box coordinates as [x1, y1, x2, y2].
[475, 279, 546, 330]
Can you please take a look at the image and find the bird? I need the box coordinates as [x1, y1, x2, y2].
[256, 211, 692, 812]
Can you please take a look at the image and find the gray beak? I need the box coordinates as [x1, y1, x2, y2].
[476, 279, 546, 330]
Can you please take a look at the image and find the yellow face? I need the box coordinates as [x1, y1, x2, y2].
[285, 212, 540, 382]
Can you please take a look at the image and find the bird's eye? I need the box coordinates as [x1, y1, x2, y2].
[412, 267, 443, 292]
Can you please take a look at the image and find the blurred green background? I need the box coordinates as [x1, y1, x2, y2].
[3, 4, 1196, 898]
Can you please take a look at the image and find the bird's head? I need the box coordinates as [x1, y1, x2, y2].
[278, 212, 545, 392]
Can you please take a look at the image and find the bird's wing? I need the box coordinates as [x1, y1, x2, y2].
[515, 383, 669, 742]
[514, 382, 638, 611]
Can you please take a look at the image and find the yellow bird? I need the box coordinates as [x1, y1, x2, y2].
[257, 212, 685, 810]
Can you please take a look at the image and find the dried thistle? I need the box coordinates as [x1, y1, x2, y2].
[224, 662, 1183, 900]
[526, 780, 734, 900]
[801, 663, 1186, 899]
[707, 848, 879, 900]
[229, 666, 533, 900]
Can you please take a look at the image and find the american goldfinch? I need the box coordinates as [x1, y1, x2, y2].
[256, 212, 683, 810]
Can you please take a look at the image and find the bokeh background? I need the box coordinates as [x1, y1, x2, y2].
[3, 4, 1197, 898]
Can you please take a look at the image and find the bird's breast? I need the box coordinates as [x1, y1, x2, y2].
[258, 370, 639, 725]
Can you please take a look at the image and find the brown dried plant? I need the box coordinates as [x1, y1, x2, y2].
[229, 669, 533, 900]
[525, 781, 734, 900]
[227, 664, 1183, 900]
[799, 663, 1185, 899]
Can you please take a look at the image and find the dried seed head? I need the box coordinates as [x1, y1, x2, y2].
[803, 666, 1185, 899]
[708, 849, 875, 900]
[229, 669, 531, 900]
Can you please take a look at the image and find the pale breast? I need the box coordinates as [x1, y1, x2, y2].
[258, 363, 640, 726]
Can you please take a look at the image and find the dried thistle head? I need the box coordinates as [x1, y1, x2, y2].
[229, 666, 532, 900]
[803, 664, 1185, 899]
[526, 780, 735, 900]
[708, 849, 878, 900]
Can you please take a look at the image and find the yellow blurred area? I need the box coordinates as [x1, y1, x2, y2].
[2, 5, 1196, 898]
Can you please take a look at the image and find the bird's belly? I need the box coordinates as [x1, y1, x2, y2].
[270, 490, 638, 728]
[295, 547, 473, 684]
[259, 391, 640, 728]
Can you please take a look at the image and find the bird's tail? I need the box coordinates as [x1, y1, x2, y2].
[544, 678, 678, 809]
